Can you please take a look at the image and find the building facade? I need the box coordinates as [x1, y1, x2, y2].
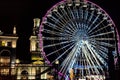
[0, 18, 50, 80]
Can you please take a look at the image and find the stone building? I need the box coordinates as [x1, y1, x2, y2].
[0, 18, 50, 80]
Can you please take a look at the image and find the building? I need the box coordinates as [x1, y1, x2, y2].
[0, 18, 50, 80]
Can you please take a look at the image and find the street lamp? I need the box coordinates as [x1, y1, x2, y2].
[16, 59, 20, 65]
[55, 60, 59, 80]
[55, 60, 59, 65]
[16, 59, 20, 63]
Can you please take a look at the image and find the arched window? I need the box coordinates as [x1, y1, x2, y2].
[21, 70, 29, 80]
[0, 50, 11, 64]
[0, 50, 11, 75]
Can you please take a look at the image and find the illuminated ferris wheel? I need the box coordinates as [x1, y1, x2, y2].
[39, 0, 119, 79]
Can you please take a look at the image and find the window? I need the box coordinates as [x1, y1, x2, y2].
[2, 41, 6, 46]
[7, 42, 12, 47]
[31, 41, 36, 51]
[0, 57, 10, 65]
[0, 68, 9, 75]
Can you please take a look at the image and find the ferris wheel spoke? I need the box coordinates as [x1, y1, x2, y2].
[62, 54, 76, 74]
[78, 8, 83, 20]
[43, 29, 71, 37]
[89, 24, 111, 35]
[60, 45, 78, 68]
[70, 8, 76, 19]
[75, 6, 79, 19]
[71, 20, 79, 31]
[46, 42, 74, 57]
[66, 8, 79, 31]
[88, 40, 108, 59]
[88, 10, 94, 23]
[81, 9, 84, 19]
[85, 43, 104, 74]
[59, 6, 71, 21]
[60, 55, 73, 73]
[83, 48, 98, 75]
[67, 22, 77, 32]
[48, 15, 64, 28]
[78, 52, 86, 78]
[64, 29, 74, 36]
[90, 39, 109, 51]
[53, 14, 74, 32]
[98, 45, 108, 53]
[84, 10, 89, 21]
[44, 40, 73, 48]
[67, 46, 79, 67]
[91, 38, 115, 47]
[73, 6, 79, 19]
[44, 22, 63, 32]
[83, 23, 88, 31]
[51, 44, 75, 64]
[66, 6, 79, 30]
[67, 5, 76, 20]
[59, 10, 69, 24]
[75, 22, 81, 31]
[82, 47, 94, 75]
[66, 6, 73, 19]
[44, 23, 72, 36]
[91, 45, 108, 67]
[60, 44, 80, 74]
[83, 45, 100, 74]
[97, 40, 114, 48]
[47, 13, 61, 25]
[43, 37, 72, 40]
[83, 5, 89, 21]
[47, 14, 58, 23]
[92, 44, 108, 58]
[78, 22, 82, 30]
[99, 49, 108, 59]
[53, 11, 68, 25]
[89, 31, 114, 38]
[87, 14, 100, 32]
[57, 11, 70, 25]
[64, 26, 75, 34]
[90, 40, 108, 58]
[88, 19, 105, 34]
[60, 56, 70, 73]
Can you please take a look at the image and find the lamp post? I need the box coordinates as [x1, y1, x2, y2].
[55, 60, 59, 80]
[55, 60, 59, 65]
[15, 59, 20, 79]
[16, 59, 20, 64]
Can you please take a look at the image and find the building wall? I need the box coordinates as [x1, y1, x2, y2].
[16, 64, 48, 80]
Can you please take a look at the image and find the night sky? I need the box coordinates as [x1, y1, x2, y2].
[0, 0, 120, 61]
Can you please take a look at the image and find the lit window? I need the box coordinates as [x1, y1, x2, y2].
[31, 41, 36, 51]
[0, 68, 9, 75]
[2, 41, 6, 46]
[12, 41, 16, 48]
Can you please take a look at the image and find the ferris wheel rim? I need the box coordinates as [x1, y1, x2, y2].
[39, 0, 119, 65]
[39, 0, 119, 78]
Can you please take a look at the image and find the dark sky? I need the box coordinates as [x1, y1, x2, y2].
[0, 0, 120, 61]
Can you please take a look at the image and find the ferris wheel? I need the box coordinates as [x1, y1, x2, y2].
[39, 0, 119, 79]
